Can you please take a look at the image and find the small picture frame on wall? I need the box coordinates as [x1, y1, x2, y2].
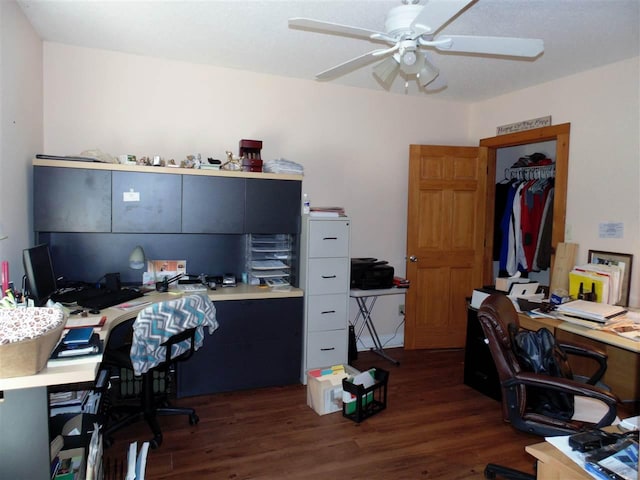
[587, 250, 633, 307]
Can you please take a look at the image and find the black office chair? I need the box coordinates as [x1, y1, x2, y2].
[476, 294, 618, 480]
[102, 293, 218, 448]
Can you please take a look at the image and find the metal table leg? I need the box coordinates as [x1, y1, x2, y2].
[353, 296, 400, 366]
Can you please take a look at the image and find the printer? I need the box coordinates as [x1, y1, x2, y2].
[350, 258, 394, 290]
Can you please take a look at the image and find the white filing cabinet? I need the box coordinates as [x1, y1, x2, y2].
[300, 215, 351, 383]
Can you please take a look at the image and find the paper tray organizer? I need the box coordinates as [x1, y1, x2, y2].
[342, 367, 389, 423]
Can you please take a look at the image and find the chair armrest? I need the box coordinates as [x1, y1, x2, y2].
[559, 341, 608, 385]
[504, 372, 619, 428]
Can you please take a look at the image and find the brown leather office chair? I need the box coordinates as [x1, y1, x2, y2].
[102, 294, 218, 448]
[476, 294, 618, 479]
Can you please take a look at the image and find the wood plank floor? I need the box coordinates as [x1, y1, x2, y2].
[103, 348, 542, 479]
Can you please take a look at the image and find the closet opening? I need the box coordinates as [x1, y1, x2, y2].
[493, 140, 557, 288]
[480, 123, 570, 289]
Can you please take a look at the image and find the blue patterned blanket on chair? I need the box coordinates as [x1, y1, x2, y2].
[130, 293, 218, 375]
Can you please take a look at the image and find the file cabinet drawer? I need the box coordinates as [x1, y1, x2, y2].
[308, 258, 350, 294]
[309, 220, 350, 258]
[307, 294, 348, 331]
[306, 330, 348, 368]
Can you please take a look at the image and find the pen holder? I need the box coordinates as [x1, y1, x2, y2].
[156, 279, 169, 292]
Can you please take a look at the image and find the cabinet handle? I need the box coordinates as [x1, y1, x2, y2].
[321, 275, 337, 279]
[320, 347, 336, 351]
[321, 310, 336, 314]
[323, 237, 338, 240]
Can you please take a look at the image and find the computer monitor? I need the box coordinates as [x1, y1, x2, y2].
[23, 243, 57, 307]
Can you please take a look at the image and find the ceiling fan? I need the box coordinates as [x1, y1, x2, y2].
[289, 0, 544, 92]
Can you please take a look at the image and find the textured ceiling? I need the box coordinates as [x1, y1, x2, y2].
[17, 0, 640, 102]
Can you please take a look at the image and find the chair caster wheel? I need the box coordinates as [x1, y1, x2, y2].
[189, 413, 199, 425]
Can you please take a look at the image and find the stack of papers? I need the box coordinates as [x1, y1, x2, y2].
[263, 158, 304, 174]
[556, 300, 627, 323]
[570, 263, 625, 305]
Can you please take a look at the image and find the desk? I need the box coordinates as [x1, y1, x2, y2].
[525, 441, 590, 479]
[350, 287, 407, 366]
[0, 285, 303, 479]
[519, 313, 640, 405]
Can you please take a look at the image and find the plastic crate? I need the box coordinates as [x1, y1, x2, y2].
[341, 367, 389, 423]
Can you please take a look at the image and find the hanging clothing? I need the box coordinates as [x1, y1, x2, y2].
[496, 157, 555, 276]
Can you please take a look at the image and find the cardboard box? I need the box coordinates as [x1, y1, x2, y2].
[306, 365, 359, 415]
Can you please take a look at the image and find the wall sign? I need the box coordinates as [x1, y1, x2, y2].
[598, 222, 624, 239]
[497, 116, 552, 135]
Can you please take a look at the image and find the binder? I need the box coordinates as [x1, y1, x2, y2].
[569, 271, 608, 304]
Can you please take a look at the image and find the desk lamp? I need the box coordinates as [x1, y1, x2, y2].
[129, 245, 146, 270]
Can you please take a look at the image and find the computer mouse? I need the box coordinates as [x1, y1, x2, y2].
[89, 309, 101, 315]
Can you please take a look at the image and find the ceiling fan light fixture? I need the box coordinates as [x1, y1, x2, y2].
[402, 50, 417, 66]
[418, 58, 440, 87]
[373, 56, 399, 87]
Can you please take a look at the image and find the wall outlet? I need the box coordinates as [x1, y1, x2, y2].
[398, 304, 405, 316]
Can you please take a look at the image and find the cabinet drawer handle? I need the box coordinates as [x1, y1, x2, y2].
[320, 347, 336, 351]
[321, 310, 336, 314]
[321, 275, 337, 279]
[323, 237, 338, 240]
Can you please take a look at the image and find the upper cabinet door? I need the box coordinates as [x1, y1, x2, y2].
[182, 175, 245, 233]
[34, 166, 112, 232]
[244, 179, 301, 234]
[112, 171, 182, 233]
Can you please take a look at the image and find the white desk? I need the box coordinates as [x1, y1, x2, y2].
[350, 287, 407, 366]
[0, 285, 303, 479]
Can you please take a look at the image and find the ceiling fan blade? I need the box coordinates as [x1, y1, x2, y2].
[289, 18, 390, 42]
[411, 0, 475, 37]
[316, 49, 391, 80]
[434, 35, 544, 57]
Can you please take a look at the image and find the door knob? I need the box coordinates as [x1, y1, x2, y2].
[409, 256, 418, 262]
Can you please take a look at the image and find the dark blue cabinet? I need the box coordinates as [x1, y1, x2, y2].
[177, 297, 303, 396]
[112, 171, 182, 233]
[34, 167, 111, 232]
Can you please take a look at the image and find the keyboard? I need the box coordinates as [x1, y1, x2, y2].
[52, 287, 105, 304]
[78, 288, 144, 310]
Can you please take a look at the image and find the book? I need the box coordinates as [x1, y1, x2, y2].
[309, 206, 346, 217]
[62, 327, 94, 345]
[50, 333, 103, 359]
[126, 442, 137, 480]
[586, 438, 638, 480]
[135, 442, 150, 480]
[65, 315, 107, 329]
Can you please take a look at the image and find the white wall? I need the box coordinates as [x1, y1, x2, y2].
[42, 43, 471, 346]
[0, 1, 43, 290]
[469, 57, 640, 307]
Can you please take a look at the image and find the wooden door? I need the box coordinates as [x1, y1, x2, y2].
[405, 145, 488, 349]
[404, 124, 569, 350]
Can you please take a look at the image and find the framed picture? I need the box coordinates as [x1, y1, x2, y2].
[588, 250, 633, 306]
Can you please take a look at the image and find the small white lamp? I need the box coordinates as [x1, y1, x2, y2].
[129, 245, 146, 270]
